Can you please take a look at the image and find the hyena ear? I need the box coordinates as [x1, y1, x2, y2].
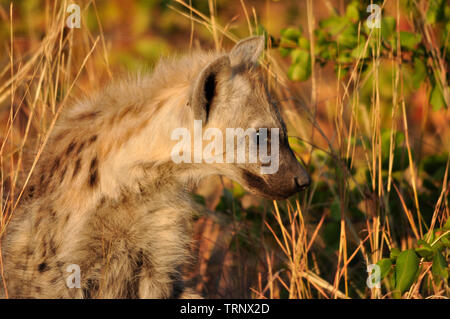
[191, 55, 231, 123]
[229, 36, 265, 66]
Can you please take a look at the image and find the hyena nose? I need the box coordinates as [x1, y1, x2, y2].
[294, 175, 310, 191]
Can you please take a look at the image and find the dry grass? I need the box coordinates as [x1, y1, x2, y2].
[0, 0, 448, 299]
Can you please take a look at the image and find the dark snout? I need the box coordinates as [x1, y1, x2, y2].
[262, 158, 310, 199]
[288, 153, 310, 194]
[273, 146, 310, 199]
[241, 146, 310, 200]
[294, 170, 310, 191]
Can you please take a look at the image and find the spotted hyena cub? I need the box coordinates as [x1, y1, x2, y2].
[0, 36, 309, 298]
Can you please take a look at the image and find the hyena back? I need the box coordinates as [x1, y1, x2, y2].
[0, 37, 309, 298]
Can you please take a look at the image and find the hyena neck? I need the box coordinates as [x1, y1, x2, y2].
[24, 52, 221, 213]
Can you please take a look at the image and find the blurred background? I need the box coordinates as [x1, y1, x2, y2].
[0, 0, 448, 298]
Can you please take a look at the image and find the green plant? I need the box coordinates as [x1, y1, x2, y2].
[278, 0, 449, 110]
[377, 218, 449, 298]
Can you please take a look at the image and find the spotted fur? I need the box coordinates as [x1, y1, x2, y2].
[0, 37, 309, 298]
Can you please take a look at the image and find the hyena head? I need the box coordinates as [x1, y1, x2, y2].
[180, 36, 309, 200]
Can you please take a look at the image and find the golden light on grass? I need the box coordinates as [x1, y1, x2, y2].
[0, 0, 448, 299]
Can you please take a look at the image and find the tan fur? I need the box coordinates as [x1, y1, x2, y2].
[0, 37, 309, 298]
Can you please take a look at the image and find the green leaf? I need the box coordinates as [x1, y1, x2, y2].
[377, 258, 393, 280]
[279, 47, 292, 57]
[390, 248, 401, 261]
[415, 240, 434, 258]
[337, 50, 353, 64]
[291, 49, 310, 64]
[288, 63, 309, 82]
[298, 36, 310, 50]
[330, 198, 340, 221]
[315, 28, 328, 45]
[281, 27, 302, 42]
[319, 16, 349, 36]
[430, 84, 446, 111]
[431, 251, 449, 283]
[351, 42, 368, 59]
[399, 31, 422, 50]
[288, 49, 311, 81]
[412, 58, 426, 89]
[323, 222, 340, 249]
[424, 229, 436, 245]
[444, 219, 450, 231]
[381, 17, 396, 39]
[319, 42, 337, 60]
[337, 25, 358, 49]
[389, 272, 397, 294]
[346, 1, 360, 22]
[394, 249, 420, 296]
[440, 236, 450, 248]
[426, 0, 446, 24]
